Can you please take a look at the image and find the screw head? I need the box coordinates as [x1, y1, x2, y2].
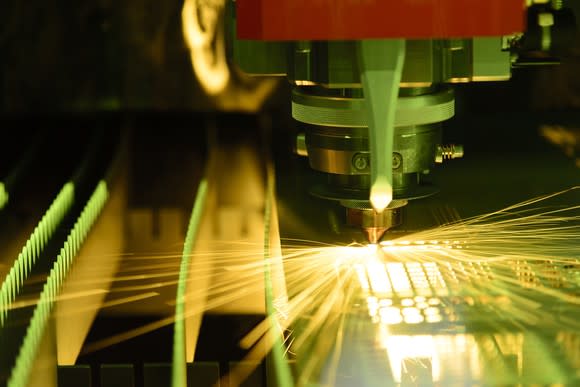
[435, 146, 444, 163]
[392, 153, 402, 169]
[352, 153, 369, 171]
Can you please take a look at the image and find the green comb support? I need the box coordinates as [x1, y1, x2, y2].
[172, 180, 208, 387]
[0, 182, 75, 326]
[7, 181, 108, 387]
[263, 170, 294, 387]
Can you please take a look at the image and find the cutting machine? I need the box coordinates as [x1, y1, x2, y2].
[231, 0, 574, 243]
[0, 1, 579, 387]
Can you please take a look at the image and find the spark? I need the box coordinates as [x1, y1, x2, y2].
[51, 189, 580, 386]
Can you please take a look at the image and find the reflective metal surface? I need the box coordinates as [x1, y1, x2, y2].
[292, 87, 455, 128]
[294, 86, 452, 240]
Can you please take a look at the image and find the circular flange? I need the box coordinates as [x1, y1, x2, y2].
[340, 199, 408, 211]
[310, 182, 439, 203]
[292, 87, 454, 128]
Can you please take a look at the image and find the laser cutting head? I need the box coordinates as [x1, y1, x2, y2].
[230, 0, 570, 243]
[293, 85, 456, 242]
[346, 200, 407, 244]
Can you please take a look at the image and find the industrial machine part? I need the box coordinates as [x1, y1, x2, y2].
[230, 0, 575, 243]
[0, 1, 579, 387]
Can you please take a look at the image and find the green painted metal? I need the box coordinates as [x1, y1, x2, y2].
[0, 182, 75, 326]
[263, 172, 294, 387]
[172, 180, 208, 387]
[7, 181, 108, 387]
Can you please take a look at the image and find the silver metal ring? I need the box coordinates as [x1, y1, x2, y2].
[292, 88, 454, 127]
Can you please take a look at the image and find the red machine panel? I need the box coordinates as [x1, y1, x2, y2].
[237, 0, 526, 41]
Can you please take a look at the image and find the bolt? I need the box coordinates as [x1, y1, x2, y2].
[352, 153, 369, 171]
[295, 133, 308, 156]
[392, 153, 402, 169]
[435, 144, 464, 163]
[538, 12, 554, 27]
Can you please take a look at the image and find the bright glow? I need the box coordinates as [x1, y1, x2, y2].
[401, 298, 414, 307]
[182, 0, 230, 95]
[403, 313, 424, 324]
[428, 298, 441, 306]
[407, 262, 430, 290]
[370, 180, 392, 213]
[366, 259, 391, 294]
[380, 307, 403, 324]
[376, 331, 490, 384]
[423, 263, 446, 289]
[379, 299, 392, 307]
[425, 314, 442, 323]
[401, 307, 421, 316]
[378, 239, 466, 253]
[379, 330, 441, 383]
[354, 264, 369, 290]
[367, 296, 379, 318]
[386, 263, 412, 294]
[356, 255, 447, 301]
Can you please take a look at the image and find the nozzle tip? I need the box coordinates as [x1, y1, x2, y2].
[364, 227, 388, 244]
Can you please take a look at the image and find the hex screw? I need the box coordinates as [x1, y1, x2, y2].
[352, 153, 369, 171]
[392, 153, 402, 169]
